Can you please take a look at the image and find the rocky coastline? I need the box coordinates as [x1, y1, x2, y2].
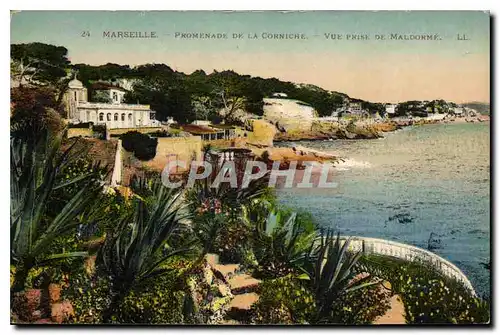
[273, 116, 489, 142]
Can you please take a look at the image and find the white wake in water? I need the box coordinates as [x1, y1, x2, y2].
[334, 158, 373, 171]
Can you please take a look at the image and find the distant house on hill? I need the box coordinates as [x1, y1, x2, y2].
[385, 104, 397, 116]
[348, 102, 363, 113]
[335, 101, 368, 117]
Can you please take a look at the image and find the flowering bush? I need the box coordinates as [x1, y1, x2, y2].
[115, 275, 186, 324]
[61, 270, 111, 324]
[327, 283, 391, 324]
[251, 276, 316, 324]
[357, 255, 490, 324]
[400, 274, 489, 324]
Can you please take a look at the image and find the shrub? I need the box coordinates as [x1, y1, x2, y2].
[252, 210, 317, 279]
[251, 276, 316, 324]
[216, 218, 253, 265]
[92, 124, 106, 139]
[10, 86, 65, 142]
[115, 275, 186, 324]
[96, 179, 191, 323]
[300, 232, 379, 323]
[120, 131, 157, 161]
[327, 283, 391, 324]
[11, 132, 103, 293]
[149, 130, 172, 138]
[403, 277, 489, 324]
[61, 270, 111, 324]
[357, 255, 490, 324]
[68, 122, 92, 129]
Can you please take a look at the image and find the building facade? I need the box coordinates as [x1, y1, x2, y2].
[64, 76, 160, 129]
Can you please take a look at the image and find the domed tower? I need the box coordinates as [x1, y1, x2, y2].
[65, 73, 88, 120]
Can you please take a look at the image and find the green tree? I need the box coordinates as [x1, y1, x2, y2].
[11, 43, 70, 87]
[92, 90, 113, 103]
[191, 95, 215, 121]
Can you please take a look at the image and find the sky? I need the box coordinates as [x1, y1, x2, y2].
[10, 11, 490, 103]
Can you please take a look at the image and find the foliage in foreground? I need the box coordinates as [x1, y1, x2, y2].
[327, 283, 391, 324]
[10, 132, 103, 293]
[115, 274, 186, 324]
[251, 210, 317, 278]
[96, 179, 191, 322]
[358, 255, 490, 324]
[300, 231, 379, 323]
[251, 276, 316, 324]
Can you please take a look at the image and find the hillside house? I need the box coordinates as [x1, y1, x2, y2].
[180, 124, 237, 142]
[64, 75, 161, 129]
[385, 104, 397, 116]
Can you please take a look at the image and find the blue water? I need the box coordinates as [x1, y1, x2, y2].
[277, 123, 490, 297]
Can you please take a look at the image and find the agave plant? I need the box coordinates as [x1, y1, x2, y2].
[300, 231, 380, 323]
[187, 152, 271, 259]
[10, 131, 103, 293]
[252, 210, 317, 277]
[97, 178, 192, 322]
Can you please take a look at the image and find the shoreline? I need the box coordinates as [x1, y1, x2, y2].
[262, 116, 489, 173]
[272, 115, 489, 143]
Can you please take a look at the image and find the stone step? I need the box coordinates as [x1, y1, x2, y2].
[213, 263, 240, 279]
[228, 274, 261, 295]
[205, 253, 220, 267]
[228, 292, 260, 310]
[226, 292, 260, 322]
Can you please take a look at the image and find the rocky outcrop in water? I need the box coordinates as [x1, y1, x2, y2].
[274, 120, 400, 141]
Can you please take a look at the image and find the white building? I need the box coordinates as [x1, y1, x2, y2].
[385, 104, 397, 115]
[64, 76, 160, 129]
[452, 107, 464, 116]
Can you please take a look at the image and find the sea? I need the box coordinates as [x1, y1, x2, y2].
[276, 122, 491, 297]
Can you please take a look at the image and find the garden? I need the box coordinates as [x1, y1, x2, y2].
[9, 89, 490, 325]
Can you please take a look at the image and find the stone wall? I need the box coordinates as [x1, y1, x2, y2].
[67, 128, 93, 138]
[144, 136, 203, 172]
[110, 139, 122, 187]
[246, 119, 276, 147]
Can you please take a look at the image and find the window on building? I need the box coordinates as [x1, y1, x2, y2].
[74, 91, 77, 100]
[112, 92, 118, 102]
[128, 113, 132, 121]
[121, 114, 125, 121]
[107, 113, 111, 121]
[114, 113, 118, 121]
[99, 113, 104, 121]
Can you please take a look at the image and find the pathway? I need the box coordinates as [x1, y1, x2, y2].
[206, 254, 261, 325]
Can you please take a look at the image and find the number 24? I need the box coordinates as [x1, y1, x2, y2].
[81, 31, 91, 37]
